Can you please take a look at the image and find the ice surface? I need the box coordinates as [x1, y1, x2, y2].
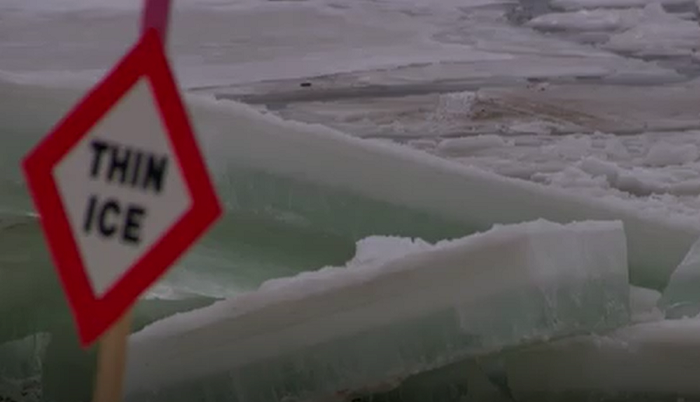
[630, 285, 664, 323]
[528, 3, 699, 53]
[527, 9, 644, 32]
[125, 220, 629, 402]
[0, 0, 511, 88]
[0, 0, 681, 90]
[602, 4, 700, 58]
[436, 135, 510, 157]
[550, 0, 693, 11]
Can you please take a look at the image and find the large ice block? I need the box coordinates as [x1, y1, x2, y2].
[187, 95, 699, 290]
[658, 236, 700, 318]
[125, 220, 629, 402]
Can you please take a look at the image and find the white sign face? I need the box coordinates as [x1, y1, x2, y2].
[54, 79, 191, 296]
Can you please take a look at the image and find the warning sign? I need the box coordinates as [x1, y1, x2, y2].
[22, 29, 222, 346]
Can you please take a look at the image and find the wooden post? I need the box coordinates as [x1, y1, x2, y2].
[92, 312, 133, 402]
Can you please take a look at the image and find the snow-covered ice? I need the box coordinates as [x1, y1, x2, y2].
[125, 220, 629, 401]
[644, 141, 699, 167]
[602, 4, 700, 58]
[526, 3, 700, 62]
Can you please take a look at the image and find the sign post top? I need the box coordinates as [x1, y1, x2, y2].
[22, 29, 222, 346]
[142, 0, 172, 42]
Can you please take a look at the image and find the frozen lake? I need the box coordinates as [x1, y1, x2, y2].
[3, 0, 700, 401]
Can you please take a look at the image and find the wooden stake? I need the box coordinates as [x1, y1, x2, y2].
[92, 311, 133, 402]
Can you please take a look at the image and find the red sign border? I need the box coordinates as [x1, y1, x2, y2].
[22, 29, 222, 347]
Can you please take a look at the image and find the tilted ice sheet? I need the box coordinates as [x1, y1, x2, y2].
[125, 220, 630, 402]
[186, 92, 699, 289]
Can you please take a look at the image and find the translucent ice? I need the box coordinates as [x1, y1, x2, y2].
[502, 317, 700, 399]
[659, 236, 700, 318]
[124, 220, 630, 402]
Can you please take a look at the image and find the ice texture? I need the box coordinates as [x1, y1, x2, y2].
[550, 0, 693, 11]
[527, 9, 643, 32]
[436, 135, 510, 157]
[2, 61, 699, 400]
[124, 220, 630, 402]
[501, 317, 700, 399]
[644, 142, 699, 167]
[187, 94, 698, 290]
[0, 212, 221, 402]
[601, 4, 700, 58]
[659, 236, 700, 319]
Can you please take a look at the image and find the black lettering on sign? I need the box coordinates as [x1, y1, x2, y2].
[98, 199, 120, 237]
[107, 146, 131, 184]
[123, 206, 145, 244]
[88, 139, 169, 194]
[89, 141, 109, 178]
[82, 195, 98, 233]
[129, 152, 143, 187]
[143, 155, 168, 194]
[82, 194, 147, 245]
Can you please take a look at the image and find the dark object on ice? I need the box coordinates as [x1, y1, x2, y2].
[300, 82, 312, 88]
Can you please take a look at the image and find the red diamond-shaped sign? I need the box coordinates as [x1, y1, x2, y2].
[21, 29, 222, 347]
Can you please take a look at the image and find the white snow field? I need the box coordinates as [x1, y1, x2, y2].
[125, 220, 629, 402]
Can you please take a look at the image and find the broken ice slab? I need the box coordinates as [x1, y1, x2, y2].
[658, 236, 700, 319]
[125, 219, 630, 402]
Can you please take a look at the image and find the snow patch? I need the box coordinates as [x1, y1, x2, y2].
[644, 142, 699, 167]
